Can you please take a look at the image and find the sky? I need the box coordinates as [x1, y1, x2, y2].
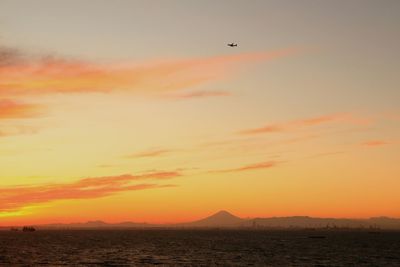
[0, 0, 399, 225]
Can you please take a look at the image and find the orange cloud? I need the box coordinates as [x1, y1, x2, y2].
[0, 171, 179, 212]
[362, 140, 389, 147]
[0, 47, 301, 138]
[0, 99, 43, 119]
[125, 149, 173, 158]
[0, 48, 301, 97]
[164, 90, 231, 100]
[239, 113, 370, 135]
[211, 161, 279, 173]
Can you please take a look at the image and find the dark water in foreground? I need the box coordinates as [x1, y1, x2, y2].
[0, 229, 400, 266]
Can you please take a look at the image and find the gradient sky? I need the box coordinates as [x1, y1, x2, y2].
[0, 0, 399, 225]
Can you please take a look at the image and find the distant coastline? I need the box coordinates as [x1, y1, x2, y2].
[3, 211, 400, 230]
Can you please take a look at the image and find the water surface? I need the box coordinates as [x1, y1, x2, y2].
[0, 229, 399, 266]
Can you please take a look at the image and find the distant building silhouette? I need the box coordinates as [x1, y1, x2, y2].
[22, 226, 36, 232]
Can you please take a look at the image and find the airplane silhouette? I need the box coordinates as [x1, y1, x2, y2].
[227, 43, 238, 47]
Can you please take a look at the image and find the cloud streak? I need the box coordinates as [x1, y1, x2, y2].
[0, 171, 180, 212]
[0, 45, 301, 138]
[210, 161, 279, 173]
[362, 140, 389, 147]
[164, 90, 231, 100]
[239, 113, 370, 135]
[0, 99, 43, 119]
[125, 149, 174, 158]
[0, 47, 301, 97]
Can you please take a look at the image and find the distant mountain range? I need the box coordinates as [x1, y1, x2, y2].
[5, 211, 400, 230]
[178, 211, 400, 230]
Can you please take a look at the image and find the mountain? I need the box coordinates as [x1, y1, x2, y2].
[32, 210, 245, 229]
[178, 212, 400, 229]
[5, 211, 400, 230]
[181, 210, 245, 227]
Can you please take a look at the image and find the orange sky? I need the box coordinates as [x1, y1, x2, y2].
[1, 0, 399, 225]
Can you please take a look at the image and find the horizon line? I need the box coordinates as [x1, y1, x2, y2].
[2, 210, 400, 227]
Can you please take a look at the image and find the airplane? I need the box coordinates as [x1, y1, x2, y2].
[227, 43, 238, 47]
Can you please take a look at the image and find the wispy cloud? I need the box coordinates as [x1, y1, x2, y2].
[361, 140, 389, 147]
[239, 113, 371, 135]
[210, 161, 279, 173]
[0, 99, 43, 119]
[0, 99, 43, 138]
[0, 45, 302, 138]
[125, 149, 174, 159]
[0, 171, 180, 212]
[0, 45, 302, 139]
[0, 47, 301, 97]
[164, 90, 231, 100]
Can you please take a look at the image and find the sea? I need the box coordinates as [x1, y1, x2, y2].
[0, 229, 399, 266]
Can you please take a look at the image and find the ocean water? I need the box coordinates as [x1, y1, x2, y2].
[0, 229, 399, 266]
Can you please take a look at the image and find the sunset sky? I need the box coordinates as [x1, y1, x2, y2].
[1, 0, 399, 225]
